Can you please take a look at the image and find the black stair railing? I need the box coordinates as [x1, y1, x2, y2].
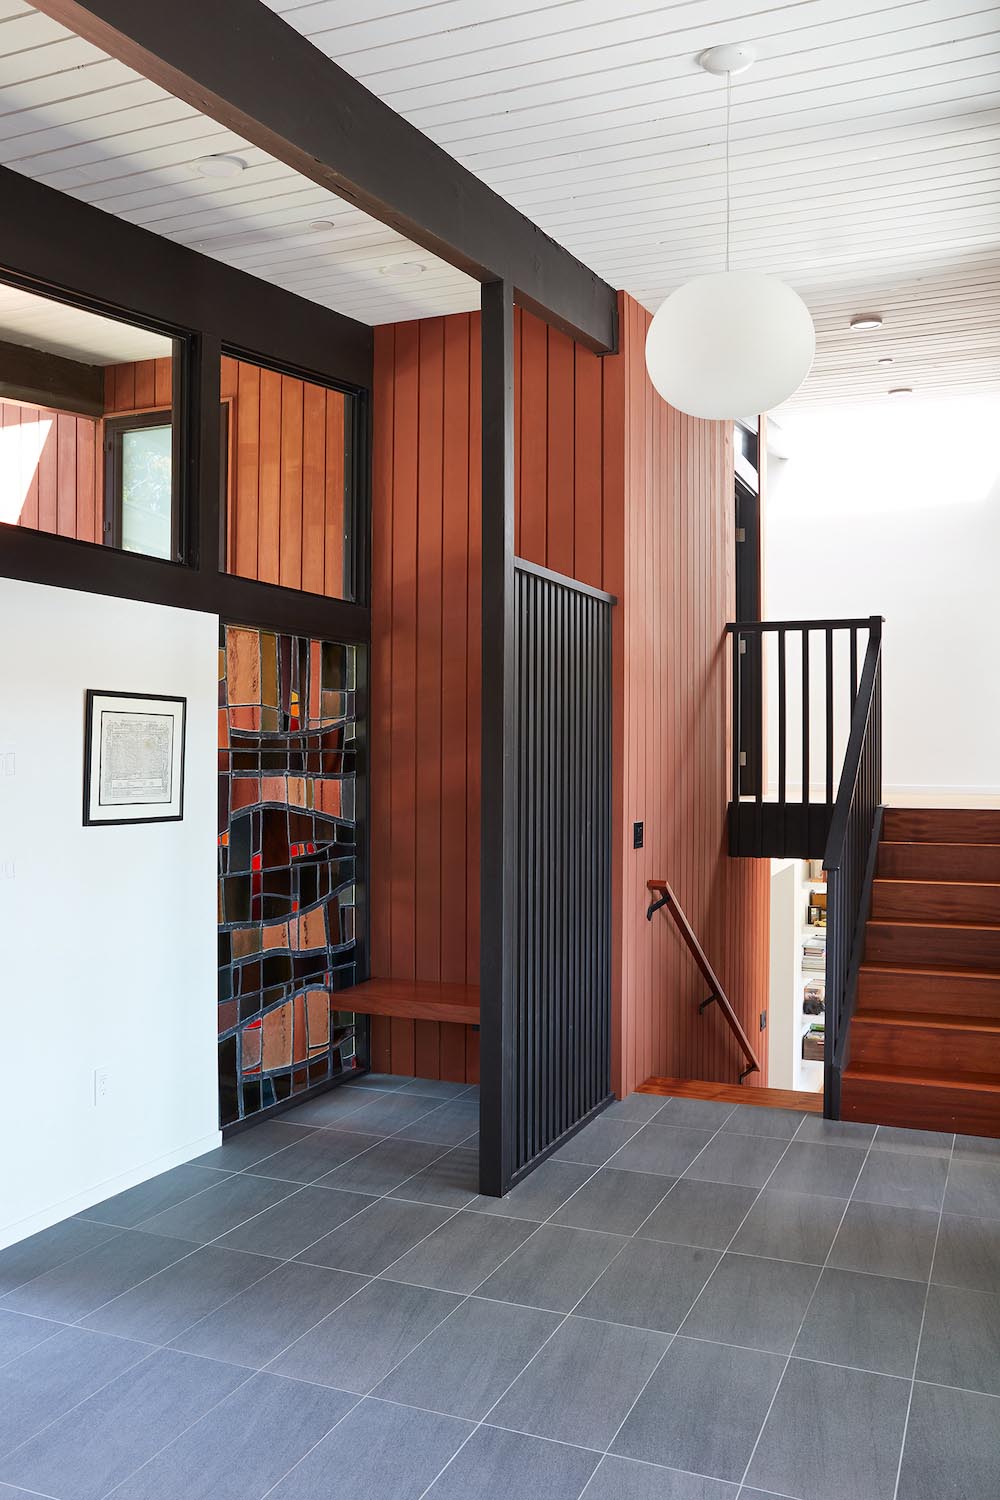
[727, 616, 883, 858]
[822, 621, 883, 1119]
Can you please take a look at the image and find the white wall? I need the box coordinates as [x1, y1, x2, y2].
[765, 395, 1000, 805]
[0, 579, 220, 1247]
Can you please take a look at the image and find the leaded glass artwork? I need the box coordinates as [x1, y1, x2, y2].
[218, 625, 363, 1125]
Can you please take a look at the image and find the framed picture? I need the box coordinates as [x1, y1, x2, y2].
[83, 690, 186, 825]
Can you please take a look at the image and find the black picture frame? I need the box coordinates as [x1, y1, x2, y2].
[83, 689, 187, 826]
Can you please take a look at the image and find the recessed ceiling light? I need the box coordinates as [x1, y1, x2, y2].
[308, 219, 337, 233]
[850, 314, 883, 331]
[878, 357, 894, 365]
[379, 262, 426, 280]
[194, 154, 247, 179]
[888, 387, 913, 396]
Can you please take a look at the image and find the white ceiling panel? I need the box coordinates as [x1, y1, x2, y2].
[0, 0, 996, 403]
[0, 282, 172, 362]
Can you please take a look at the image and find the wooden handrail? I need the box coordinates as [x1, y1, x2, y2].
[646, 879, 761, 1083]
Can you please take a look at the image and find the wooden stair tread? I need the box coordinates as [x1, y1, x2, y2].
[854, 1009, 1000, 1034]
[880, 841, 1000, 853]
[861, 960, 1000, 981]
[341, 978, 480, 1025]
[874, 877, 1000, 889]
[882, 809, 1000, 844]
[868, 917, 1000, 934]
[638, 1077, 823, 1111]
[842, 1062, 1000, 1091]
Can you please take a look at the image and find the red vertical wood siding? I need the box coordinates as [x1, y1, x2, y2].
[371, 296, 769, 1091]
[101, 356, 349, 599]
[371, 315, 486, 1080]
[371, 309, 623, 1082]
[615, 295, 769, 1094]
[2, 398, 101, 542]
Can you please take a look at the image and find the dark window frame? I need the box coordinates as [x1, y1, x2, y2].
[218, 345, 368, 607]
[103, 409, 177, 559]
[103, 404, 232, 567]
[0, 167, 376, 1114]
[0, 162, 373, 645]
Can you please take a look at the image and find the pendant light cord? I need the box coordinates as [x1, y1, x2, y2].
[725, 69, 732, 272]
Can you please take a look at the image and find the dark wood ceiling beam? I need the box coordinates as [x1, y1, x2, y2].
[0, 337, 105, 416]
[31, 0, 618, 353]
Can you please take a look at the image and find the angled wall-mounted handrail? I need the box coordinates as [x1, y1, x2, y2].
[646, 879, 761, 1083]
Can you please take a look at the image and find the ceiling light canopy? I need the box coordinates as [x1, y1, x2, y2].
[698, 43, 756, 75]
[850, 314, 884, 331]
[194, 154, 247, 179]
[379, 262, 426, 280]
[645, 46, 815, 420]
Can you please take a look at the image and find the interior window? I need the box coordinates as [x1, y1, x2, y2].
[105, 412, 173, 559]
[220, 352, 358, 601]
[0, 279, 182, 563]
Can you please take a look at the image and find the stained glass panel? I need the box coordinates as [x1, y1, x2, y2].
[217, 624, 364, 1125]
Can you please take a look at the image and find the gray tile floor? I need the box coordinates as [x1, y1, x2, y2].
[2, 1078, 999, 1500]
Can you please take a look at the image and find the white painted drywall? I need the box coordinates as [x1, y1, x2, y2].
[765, 396, 1000, 805]
[767, 860, 801, 1091]
[0, 578, 220, 1247]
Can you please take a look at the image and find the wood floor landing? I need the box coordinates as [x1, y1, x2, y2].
[637, 1076, 824, 1113]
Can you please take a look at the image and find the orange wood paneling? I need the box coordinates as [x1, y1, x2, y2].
[371, 309, 620, 1082]
[371, 296, 769, 1092]
[103, 354, 349, 600]
[9, 355, 347, 594]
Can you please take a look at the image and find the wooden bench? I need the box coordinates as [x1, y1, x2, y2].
[341, 977, 480, 1027]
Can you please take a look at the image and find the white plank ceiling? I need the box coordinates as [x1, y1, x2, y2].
[0, 0, 997, 404]
[0, 283, 172, 362]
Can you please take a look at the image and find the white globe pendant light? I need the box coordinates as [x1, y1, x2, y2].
[645, 46, 815, 420]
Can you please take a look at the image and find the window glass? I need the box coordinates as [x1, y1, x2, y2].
[0, 279, 180, 562]
[119, 420, 173, 558]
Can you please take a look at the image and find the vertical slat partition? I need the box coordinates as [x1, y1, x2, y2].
[506, 557, 614, 1187]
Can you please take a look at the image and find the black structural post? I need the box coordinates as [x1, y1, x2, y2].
[479, 280, 517, 1197]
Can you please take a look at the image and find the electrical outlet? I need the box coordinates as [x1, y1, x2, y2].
[0, 752, 14, 777]
[0, 861, 13, 881]
[633, 821, 644, 849]
[94, 1068, 112, 1105]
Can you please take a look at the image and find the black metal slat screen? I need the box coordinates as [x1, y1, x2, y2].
[510, 559, 613, 1184]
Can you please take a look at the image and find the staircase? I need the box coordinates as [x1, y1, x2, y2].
[841, 807, 1000, 1136]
